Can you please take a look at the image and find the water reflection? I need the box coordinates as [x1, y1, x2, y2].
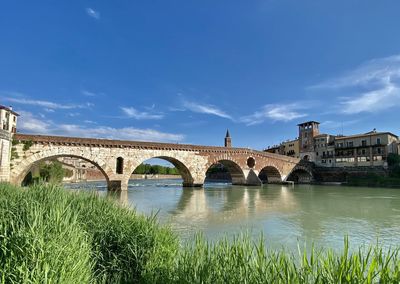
[65, 179, 400, 252]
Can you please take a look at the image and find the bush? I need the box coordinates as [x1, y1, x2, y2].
[387, 153, 400, 167]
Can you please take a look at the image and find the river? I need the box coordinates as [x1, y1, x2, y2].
[65, 179, 400, 252]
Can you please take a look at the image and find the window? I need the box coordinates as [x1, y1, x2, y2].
[362, 149, 366, 155]
[376, 138, 381, 145]
[377, 148, 381, 154]
[348, 141, 353, 147]
[362, 140, 367, 146]
[116, 157, 124, 174]
[13, 116, 16, 122]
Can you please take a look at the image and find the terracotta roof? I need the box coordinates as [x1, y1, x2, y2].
[0, 105, 19, 116]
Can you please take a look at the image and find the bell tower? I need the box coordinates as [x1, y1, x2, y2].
[224, 129, 232, 148]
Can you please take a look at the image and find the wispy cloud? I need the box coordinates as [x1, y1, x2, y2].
[86, 8, 100, 20]
[17, 111, 51, 133]
[3, 96, 93, 110]
[17, 111, 184, 143]
[310, 54, 400, 114]
[182, 100, 232, 120]
[81, 90, 97, 97]
[240, 103, 307, 125]
[120, 107, 164, 120]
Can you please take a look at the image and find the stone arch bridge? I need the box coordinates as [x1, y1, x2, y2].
[9, 134, 313, 191]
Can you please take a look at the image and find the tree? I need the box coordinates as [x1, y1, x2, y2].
[39, 161, 66, 184]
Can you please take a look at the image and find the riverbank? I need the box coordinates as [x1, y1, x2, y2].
[2, 183, 400, 283]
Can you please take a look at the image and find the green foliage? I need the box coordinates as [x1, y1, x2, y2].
[0, 183, 93, 283]
[11, 139, 19, 146]
[134, 163, 180, 175]
[10, 147, 19, 160]
[22, 139, 34, 151]
[0, 183, 178, 283]
[39, 160, 66, 184]
[2, 183, 400, 283]
[387, 153, 400, 167]
[347, 173, 400, 188]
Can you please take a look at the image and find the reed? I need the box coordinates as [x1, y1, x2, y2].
[1, 182, 400, 283]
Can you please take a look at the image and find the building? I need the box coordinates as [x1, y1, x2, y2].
[314, 134, 336, 167]
[281, 139, 300, 158]
[264, 144, 282, 155]
[264, 120, 400, 169]
[334, 130, 398, 167]
[298, 121, 320, 161]
[0, 105, 19, 134]
[0, 105, 19, 182]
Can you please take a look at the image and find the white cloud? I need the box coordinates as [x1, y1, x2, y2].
[240, 103, 307, 125]
[17, 111, 184, 143]
[341, 83, 400, 114]
[310, 55, 400, 89]
[4, 97, 93, 110]
[121, 107, 164, 120]
[86, 8, 100, 20]
[182, 100, 232, 120]
[310, 54, 400, 114]
[17, 111, 51, 133]
[81, 90, 97, 97]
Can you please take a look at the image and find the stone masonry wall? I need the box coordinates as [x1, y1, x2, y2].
[9, 134, 301, 190]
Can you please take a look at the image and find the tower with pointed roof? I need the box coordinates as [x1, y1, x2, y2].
[224, 129, 232, 147]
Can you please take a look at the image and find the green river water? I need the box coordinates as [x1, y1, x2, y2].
[66, 179, 400, 252]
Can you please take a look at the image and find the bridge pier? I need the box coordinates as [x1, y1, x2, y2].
[108, 179, 129, 191]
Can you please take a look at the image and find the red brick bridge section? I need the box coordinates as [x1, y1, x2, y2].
[10, 134, 313, 190]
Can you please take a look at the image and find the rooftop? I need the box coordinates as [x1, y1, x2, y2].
[297, 121, 320, 126]
[335, 130, 398, 140]
[0, 105, 19, 116]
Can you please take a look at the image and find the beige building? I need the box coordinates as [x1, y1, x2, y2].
[334, 130, 398, 167]
[0, 105, 19, 182]
[0, 105, 18, 133]
[314, 134, 336, 167]
[281, 139, 300, 158]
[264, 145, 281, 154]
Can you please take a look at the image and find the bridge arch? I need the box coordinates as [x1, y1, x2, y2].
[205, 158, 246, 185]
[128, 155, 195, 187]
[258, 165, 282, 184]
[12, 152, 112, 188]
[286, 166, 313, 183]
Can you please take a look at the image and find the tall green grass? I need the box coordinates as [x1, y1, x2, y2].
[1, 183, 400, 283]
[0, 183, 178, 283]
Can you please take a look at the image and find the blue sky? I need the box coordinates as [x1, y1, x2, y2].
[1, 1, 400, 150]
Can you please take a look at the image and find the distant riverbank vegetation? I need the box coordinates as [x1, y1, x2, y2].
[2, 183, 400, 283]
[347, 154, 400, 188]
[133, 163, 180, 175]
[22, 160, 73, 186]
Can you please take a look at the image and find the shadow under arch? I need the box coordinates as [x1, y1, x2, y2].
[17, 154, 111, 188]
[286, 168, 313, 183]
[258, 166, 282, 184]
[131, 156, 194, 187]
[205, 159, 246, 185]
